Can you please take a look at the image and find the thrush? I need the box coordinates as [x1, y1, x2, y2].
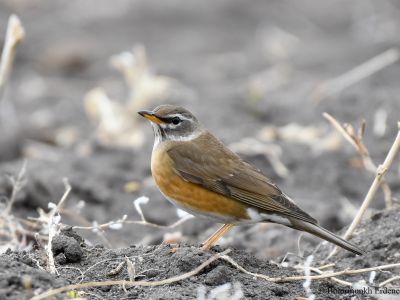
[138, 105, 364, 255]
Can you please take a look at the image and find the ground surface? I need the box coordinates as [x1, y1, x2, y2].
[0, 0, 400, 299]
[1, 209, 400, 299]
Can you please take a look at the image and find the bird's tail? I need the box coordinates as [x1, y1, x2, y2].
[289, 218, 364, 256]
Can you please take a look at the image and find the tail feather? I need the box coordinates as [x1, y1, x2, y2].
[289, 218, 364, 256]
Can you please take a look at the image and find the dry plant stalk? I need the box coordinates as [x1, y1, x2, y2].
[313, 48, 400, 101]
[84, 88, 146, 148]
[0, 161, 28, 253]
[126, 257, 136, 282]
[45, 179, 72, 274]
[378, 276, 400, 287]
[302, 255, 315, 300]
[323, 112, 392, 208]
[110, 45, 171, 114]
[0, 15, 28, 252]
[221, 254, 400, 284]
[72, 196, 193, 232]
[0, 15, 25, 101]
[326, 121, 400, 259]
[84, 45, 171, 149]
[2, 160, 26, 217]
[258, 123, 343, 154]
[303, 266, 352, 286]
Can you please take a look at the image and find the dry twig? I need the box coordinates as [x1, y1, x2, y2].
[73, 196, 193, 232]
[0, 15, 25, 101]
[45, 179, 72, 274]
[126, 257, 136, 282]
[73, 216, 192, 231]
[378, 276, 400, 287]
[302, 255, 315, 300]
[0, 17, 26, 252]
[84, 45, 172, 149]
[305, 266, 352, 286]
[0, 161, 28, 253]
[326, 121, 400, 259]
[2, 160, 27, 217]
[323, 112, 393, 208]
[221, 254, 400, 284]
[110, 45, 171, 114]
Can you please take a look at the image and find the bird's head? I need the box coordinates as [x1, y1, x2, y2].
[138, 105, 203, 143]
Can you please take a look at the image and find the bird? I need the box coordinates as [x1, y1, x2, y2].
[138, 105, 364, 255]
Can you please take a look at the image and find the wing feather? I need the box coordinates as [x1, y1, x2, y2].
[167, 133, 317, 224]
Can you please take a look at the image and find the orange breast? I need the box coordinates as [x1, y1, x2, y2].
[151, 144, 249, 222]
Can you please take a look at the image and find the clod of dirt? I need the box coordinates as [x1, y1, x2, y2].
[51, 228, 84, 263]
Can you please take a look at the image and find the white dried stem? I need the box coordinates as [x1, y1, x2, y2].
[373, 108, 388, 137]
[133, 196, 148, 223]
[110, 45, 170, 114]
[3, 160, 27, 216]
[302, 255, 315, 300]
[72, 213, 193, 231]
[126, 257, 136, 282]
[323, 112, 393, 208]
[221, 254, 400, 284]
[0, 161, 27, 253]
[317, 263, 335, 270]
[381, 183, 393, 209]
[323, 113, 366, 155]
[378, 276, 400, 287]
[0, 15, 25, 101]
[306, 267, 352, 286]
[46, 179, 72, 274]
[275, 262, 400, 283]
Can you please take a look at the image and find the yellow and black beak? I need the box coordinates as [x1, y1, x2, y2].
[138, 110, 164, 124]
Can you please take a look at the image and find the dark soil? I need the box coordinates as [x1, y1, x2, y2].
[2, 209, 400, 299]
[0, 0, 400, 299]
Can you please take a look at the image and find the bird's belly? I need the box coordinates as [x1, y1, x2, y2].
[151, 149, 249, 223]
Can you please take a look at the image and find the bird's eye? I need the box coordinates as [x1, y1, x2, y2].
[171, 117, 181, 125]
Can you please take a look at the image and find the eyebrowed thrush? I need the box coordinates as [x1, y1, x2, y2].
[138, 105, 363, 255]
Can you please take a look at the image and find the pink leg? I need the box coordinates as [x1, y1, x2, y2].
[201, 224, 234, 251]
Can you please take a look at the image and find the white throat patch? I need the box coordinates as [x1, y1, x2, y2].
[168, 130, 201, 142]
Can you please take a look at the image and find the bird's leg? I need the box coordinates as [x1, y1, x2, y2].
[201, 223, 234, 251]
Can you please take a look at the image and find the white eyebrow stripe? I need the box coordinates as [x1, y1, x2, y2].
[166, 114, 191, 121]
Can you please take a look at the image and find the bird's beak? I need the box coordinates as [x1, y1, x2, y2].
[138, 110, 164, 124]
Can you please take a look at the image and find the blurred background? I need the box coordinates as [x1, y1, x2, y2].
[1, 0, 399, 258]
